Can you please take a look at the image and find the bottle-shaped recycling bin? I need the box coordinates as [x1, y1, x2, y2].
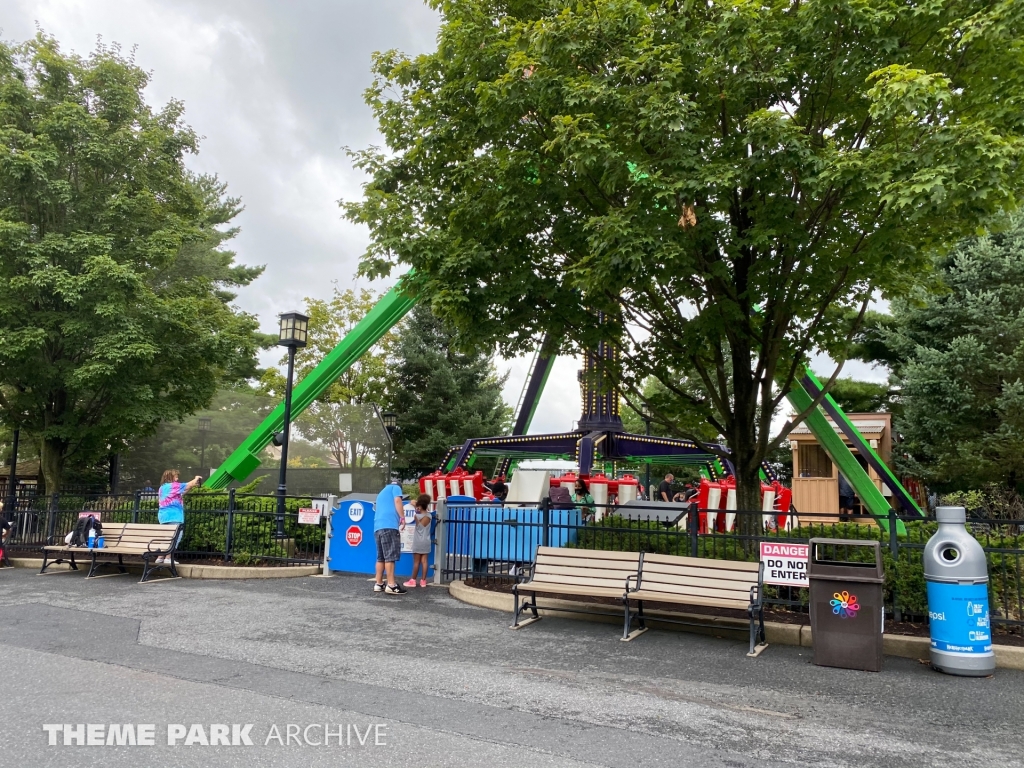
[924, 506, 995, 676]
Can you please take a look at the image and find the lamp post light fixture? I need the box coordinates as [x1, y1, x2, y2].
[198, 417, 212, 477]
[275, 311, 309, 537]
[376, 408, 397, 482]
[640, 404, 653, 500]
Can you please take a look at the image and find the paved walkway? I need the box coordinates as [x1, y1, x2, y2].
[1, 567, 1021, 767]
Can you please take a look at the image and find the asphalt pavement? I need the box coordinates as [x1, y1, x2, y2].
[0, 567, 1021, 768]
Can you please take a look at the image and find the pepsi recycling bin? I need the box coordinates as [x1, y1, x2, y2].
[925, 506, 995, 677]
[329, 493, 434, 579]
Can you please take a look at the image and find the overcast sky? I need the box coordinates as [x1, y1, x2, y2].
[4, 1, 885, 439]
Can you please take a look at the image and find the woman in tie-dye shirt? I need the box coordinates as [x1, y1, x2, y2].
[157, 469, 202, 564]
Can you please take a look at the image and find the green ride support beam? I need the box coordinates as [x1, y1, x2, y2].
[803, 371, 925, 517]
[206, 273, 419, 490]
[786, 383, 907, 535]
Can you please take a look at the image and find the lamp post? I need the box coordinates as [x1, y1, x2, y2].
[197, 417, 211, 477]
[275, 311, 309, 537]
[5, 428, 19, 518]
[376, 409, 397, 481]
[640, 404, 653, 500]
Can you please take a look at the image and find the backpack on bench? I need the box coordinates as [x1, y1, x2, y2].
[67, 515, 102, 547]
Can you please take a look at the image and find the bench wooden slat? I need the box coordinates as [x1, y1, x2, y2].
[535, 547, 638, 562]
[632, 584, 753, 604]
[639, 564, 757, 584]
[639, 571, 757, 590]
[531, 576, 631, 592]
[519, 583, 629, 598]
[641, 553, 759, 573]
[535, 563, 638, 578]
[627, 590, 751, 610]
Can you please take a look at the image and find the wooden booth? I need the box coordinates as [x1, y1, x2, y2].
[788, 413, 893, 519]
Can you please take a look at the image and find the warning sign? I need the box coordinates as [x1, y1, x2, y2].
[297, 507, 321, 525]
[346, 525, 363, 547]
[759, 542, 809, 587]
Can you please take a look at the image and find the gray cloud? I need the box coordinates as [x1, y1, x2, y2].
[2, 0, 589, 435]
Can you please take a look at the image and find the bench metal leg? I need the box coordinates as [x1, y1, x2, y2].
[86, 551, 101, 578]
[621, 599, 650, 642]
[510, 589, 541, 630]
[140, 554, 152, 583]
[746, 606, 769, 657]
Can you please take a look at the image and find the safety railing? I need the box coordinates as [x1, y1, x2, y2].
[438, 499, 1024, 632]
[1, 491, 328, 566]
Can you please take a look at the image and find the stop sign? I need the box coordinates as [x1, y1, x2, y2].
[345, 525, 363, 547]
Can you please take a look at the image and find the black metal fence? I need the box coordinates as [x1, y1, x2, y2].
[2, 491, 329, 566]
[440, 500, 1024, 633]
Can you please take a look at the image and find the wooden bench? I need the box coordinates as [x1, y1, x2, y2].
[624, 552, 766, 656]
[40, 522, 182, 583]
[511, 547, 641, 629]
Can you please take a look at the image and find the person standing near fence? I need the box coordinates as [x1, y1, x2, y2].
[157, 470, 201, 564]
[374, 481, 408, 594]
[572, 479, 595, 520]
[658, 473, 675, 502]
[838, 473, 857, 522]
[404, 493, 433, 588]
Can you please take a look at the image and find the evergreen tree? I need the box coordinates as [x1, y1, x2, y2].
[875, 215, 1024, 490]
[391, 304, 510, 475]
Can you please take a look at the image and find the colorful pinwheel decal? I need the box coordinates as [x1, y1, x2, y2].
[830, 591, 860, 619]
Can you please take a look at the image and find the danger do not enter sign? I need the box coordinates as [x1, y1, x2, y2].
[759, 542, 809, 587]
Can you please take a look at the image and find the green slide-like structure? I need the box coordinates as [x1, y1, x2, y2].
[205, 274, 418, 490]
[207, 271, 926, 531]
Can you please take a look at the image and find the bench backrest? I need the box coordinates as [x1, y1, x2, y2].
[532, 546, 640, 591]
[103, 523, 181, 552]
[638, 553, 761, 606]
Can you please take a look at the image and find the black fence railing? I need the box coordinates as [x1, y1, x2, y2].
[1, 491, 329, 566]
[440, 500, 1024, 633]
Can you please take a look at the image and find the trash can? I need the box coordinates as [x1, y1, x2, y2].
[924, 506, 994, 677]
[808, 538, 885, 672]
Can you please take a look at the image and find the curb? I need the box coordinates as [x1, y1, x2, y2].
[448, 581, 1024, 670]
[6, 557, 321, 580]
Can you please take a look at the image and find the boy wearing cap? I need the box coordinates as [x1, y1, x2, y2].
[374, 481, 408, 594]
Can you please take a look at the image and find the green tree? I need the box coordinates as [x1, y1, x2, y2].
[391, 303, 510, 474]
[819, 377, 895, 415]
[0, 35, 266, 492]
[260, 286, 397, 469]
[879, 214, 1024, 491]
[346, 0, 1024, 512]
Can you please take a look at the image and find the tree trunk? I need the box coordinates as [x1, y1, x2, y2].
[734, 466, 762, 557]
[39, 437, 66, 497]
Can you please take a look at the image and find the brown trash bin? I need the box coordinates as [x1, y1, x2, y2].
[808, 538, 885, 672]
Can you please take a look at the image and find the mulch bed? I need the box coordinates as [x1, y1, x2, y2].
[465, 578, 1024, 647]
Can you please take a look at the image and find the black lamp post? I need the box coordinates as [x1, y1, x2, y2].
[274, 311, 309, 537]
[198, 417, 211, 477]
[5, 428, 19, 517]
[378, 409, 397, 481]
[640, 404, 653, 500]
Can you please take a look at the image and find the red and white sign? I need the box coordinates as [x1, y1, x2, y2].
[78, 511, 101, 521]
[345, 525, 363, 547]
[759, 542, 809, 587]
[297, 507, 321, 525]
